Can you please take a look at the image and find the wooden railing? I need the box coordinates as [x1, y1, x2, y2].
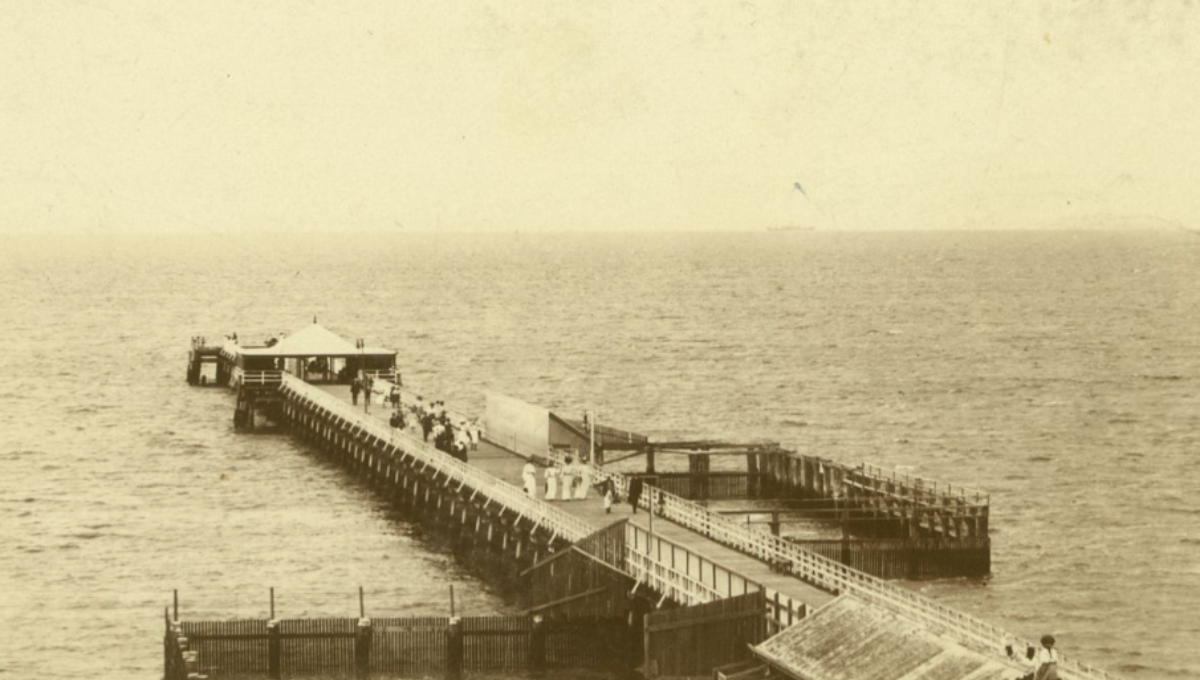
[856, 462, 991, 506]
[624, 521, 806, 629]
[361, 369, 397, 384]
[584, 459, 1120, 680]
[231, 367, 284, 388]
[636, 472, 776, 501]
[279, 375, 593, 544]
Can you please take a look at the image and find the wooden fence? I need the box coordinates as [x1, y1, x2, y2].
[524, 521, 639, 618]
[637, 472, 779, 501]
[172, 614, 634, 679]
[643, 591, 769, 679]
[788, 537, 991, 580]
[760, 452, 990, 541]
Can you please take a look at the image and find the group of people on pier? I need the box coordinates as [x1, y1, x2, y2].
[1009, 634, 1060, 680]
[519, 455, 626, 515]
[520, 456, 593, 502]
[353, 375, 484, 463]
[404, 394, 481, 463]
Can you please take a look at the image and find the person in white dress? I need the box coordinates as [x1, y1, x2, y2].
[544, 465, 559, 501]
[601, 479, 615, 514]
[522, 461, 538, 498]
[559, 458, 575, 501]
[573, 460, 591, 500]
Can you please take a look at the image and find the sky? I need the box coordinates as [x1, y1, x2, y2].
[1, 1, 1198, 233]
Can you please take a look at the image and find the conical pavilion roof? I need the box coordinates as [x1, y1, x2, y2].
[238, 323, 392, 357]
[272, 323, 359, 355]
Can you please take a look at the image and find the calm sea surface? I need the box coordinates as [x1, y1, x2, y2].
[1, 230, 1197, 679]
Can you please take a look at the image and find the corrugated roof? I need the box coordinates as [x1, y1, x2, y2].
[753, 595, 1021, 680]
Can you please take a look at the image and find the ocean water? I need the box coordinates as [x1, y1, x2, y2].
[0, 229, 1197, 679]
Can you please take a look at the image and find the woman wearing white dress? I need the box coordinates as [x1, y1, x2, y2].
[544, 465, 559, 501]
[559, 458, 575, 501]
[573, 461, 591, 500]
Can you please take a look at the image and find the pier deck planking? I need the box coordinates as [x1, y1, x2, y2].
[315, 384, 835, 611]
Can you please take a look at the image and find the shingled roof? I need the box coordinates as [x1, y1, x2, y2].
[753, 595, 1022, 680]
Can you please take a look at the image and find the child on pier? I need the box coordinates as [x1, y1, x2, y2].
[600, 479, 615, 514]
[467, 419, 481, 451]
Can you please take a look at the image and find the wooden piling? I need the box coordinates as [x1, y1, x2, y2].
[354, 618, 372, 680]
[446, 617, 463, 680]
[267, 619, 281, 680]
[529, 615, 546, 676]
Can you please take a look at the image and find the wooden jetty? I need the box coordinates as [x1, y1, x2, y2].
[180, 324, 1124, 680]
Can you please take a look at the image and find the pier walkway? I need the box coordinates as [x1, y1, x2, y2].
[262, 373, 1120, 680]
[316, 382, 835, 616]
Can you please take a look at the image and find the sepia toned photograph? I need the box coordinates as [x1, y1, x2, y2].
[1, 3, 1197, 680]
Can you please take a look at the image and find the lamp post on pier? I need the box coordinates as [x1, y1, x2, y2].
[584, 410, 596, 464]
[356, 338, 368, 414]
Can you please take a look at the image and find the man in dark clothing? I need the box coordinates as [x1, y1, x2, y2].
[628, 477, 644, 513]
[421, 412, 434, 442]
[351, 378, 361, 405]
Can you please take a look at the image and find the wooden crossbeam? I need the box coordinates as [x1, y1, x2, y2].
[521, 587, 610, 614]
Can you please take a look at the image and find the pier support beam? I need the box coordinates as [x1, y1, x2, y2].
[446, 617, 464, 680]
[267, 619, 281, 680]
[354, 618, 372, 680]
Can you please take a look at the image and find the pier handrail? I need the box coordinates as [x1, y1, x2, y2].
[839, 477, 988, 514]
[279, 375, 593, 545]
[229, 367, 283, 388]
[361, 369, 398, 384]
[623, 520, 806, 627]
[580, 458, 1120, 680]
[856, 462, 990, 505]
